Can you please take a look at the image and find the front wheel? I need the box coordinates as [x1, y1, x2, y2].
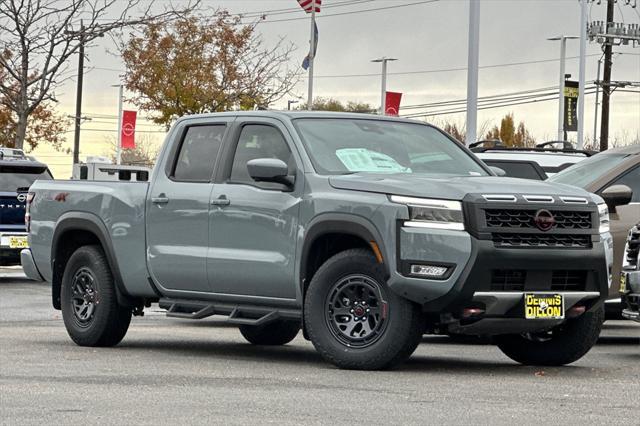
[304, 248, 424, 370]
[495, 307, 604, 366]
[60, 245, 132, 347]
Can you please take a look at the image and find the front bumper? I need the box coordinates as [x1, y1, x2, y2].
[447, 291, 601, 334]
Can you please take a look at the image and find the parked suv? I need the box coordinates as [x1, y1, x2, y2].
[548, 144, 639, 315]
[0, 148, 52, 266]
[621, 223, 640, 322]
[472, 141, 593, 180]
[22, 112, 615, 370]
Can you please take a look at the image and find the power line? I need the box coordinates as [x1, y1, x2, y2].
[246, 0, 439, 24]
[239, 0, 375, 18]
[399, 87, 640, 119]
[91, 53, 604, 78]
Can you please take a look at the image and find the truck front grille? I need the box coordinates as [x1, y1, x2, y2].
[551, 270, 587, 291]
[492, 233, 592, 248]
[490, 269, 526, 291]
[490, 269, 587, 292]
[624, 224, 640, 270]
[485, 209, 592, 230]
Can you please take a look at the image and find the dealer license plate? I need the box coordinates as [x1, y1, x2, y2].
[8, 236, 29, 249]
[524, 293, 564, 320]
[619, 273, 627, 293]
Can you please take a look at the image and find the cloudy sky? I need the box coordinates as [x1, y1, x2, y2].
[31, 0, 640, 177]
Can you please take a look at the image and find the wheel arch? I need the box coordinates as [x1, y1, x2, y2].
[299, 214, 390, 299]
[51, 212, 136, 310]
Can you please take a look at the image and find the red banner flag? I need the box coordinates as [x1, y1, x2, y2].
[121, 110, 137, 149]
[297, 0, 321, 13]
[385, 92, 402, 116]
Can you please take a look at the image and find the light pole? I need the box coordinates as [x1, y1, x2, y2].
[287, 100, 299, 110]
[547, 35, 579, 142]
[465, 0, 480, 146]
[112, 84, 124, 165]
[577, 0, 588, 149]
[371, 57, 397, 114]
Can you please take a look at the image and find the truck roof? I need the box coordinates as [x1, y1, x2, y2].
[175, 110, 425, 125]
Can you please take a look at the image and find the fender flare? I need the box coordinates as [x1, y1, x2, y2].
[51, 212, 135, 309]
[299, 213, 390, 293]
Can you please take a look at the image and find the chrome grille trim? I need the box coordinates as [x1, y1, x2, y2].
[523, 195, 554, 203]
[560, 196, 589, 204]
[483, 194, 517, 202]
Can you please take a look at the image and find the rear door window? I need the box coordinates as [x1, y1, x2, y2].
[172, 125, 226, 182]
[483, 160, 546, 180]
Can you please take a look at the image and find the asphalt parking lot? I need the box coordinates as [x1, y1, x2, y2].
[1, 268, 638, 425]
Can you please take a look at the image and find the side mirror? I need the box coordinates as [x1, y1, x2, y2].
[489, 166, 506, 177]
[247, 158, 294, 188]
[600, 184, 632, 212]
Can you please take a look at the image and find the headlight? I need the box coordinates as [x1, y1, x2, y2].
[390, 195, 464, 230]
[598, 203, 610, 234]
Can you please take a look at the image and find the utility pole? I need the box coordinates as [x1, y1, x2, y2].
[593, 54, 603, 147]
[69, 21, 85, 164]
[599, 0, 615, 151]
[577, 0, 588, 150]
[115, 85, 124, 165]
[371, 57, 397, 114]
[465, 0, 480, 146]
[547, 35, 578, 142]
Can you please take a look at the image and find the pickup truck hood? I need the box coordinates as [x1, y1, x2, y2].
[328, 174, 593, 201]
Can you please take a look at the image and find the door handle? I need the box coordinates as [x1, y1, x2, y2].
[211, 196, 230, 206]
[151, 196, 169, 204]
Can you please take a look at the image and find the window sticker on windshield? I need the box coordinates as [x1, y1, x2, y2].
[336, 149, 411, 173]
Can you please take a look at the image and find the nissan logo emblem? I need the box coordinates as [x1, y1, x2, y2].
[533, 209, 555, 232]
[17, 193, 27, 203]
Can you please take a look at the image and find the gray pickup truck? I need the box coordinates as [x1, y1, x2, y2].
[22, 112, 619, 370]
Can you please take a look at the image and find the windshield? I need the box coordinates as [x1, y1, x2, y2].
[0, 166, 52, 191]
[293, 118, 489, 176]
[548, 153, 630, 188]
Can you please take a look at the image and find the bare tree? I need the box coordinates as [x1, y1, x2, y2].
[0, 0, 197, 149]
[104, 133, 161, 167]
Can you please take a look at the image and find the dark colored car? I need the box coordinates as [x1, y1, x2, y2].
[548, 144, 640, 314]
[621, 222, 639, 322]
[0, 153, 52, 265]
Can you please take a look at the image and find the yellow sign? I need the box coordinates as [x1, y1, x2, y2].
[620, 273, 627, 293]
[564, 86, 578, 98]
[9, 236, 29, 249]
[525, 293, 564, 319]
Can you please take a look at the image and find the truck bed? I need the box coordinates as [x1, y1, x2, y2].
[29, 180, 155, 296]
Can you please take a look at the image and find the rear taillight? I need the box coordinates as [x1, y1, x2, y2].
[25, 191, 35, 233]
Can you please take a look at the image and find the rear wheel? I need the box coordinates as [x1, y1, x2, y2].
[60, 245, 131, 347]
[495, 307, 604, 366]
[304, 249, 424, 370]
[239, 320, 300, 345]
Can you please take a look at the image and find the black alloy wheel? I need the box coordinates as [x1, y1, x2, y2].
[325, 274, 388, 348]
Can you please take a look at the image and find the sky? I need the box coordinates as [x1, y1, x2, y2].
[28, 0, 640, 178]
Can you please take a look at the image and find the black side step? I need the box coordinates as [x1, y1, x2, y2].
[159, 298, 301, 326]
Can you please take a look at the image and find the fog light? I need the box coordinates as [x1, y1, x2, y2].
[410, 264, 448, 278]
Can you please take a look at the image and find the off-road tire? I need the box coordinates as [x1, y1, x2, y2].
[61, 245, 131, 347]
[495, 307, 604, 366]
[304, 248, 424, 370]
[239, 320, 300, 345]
